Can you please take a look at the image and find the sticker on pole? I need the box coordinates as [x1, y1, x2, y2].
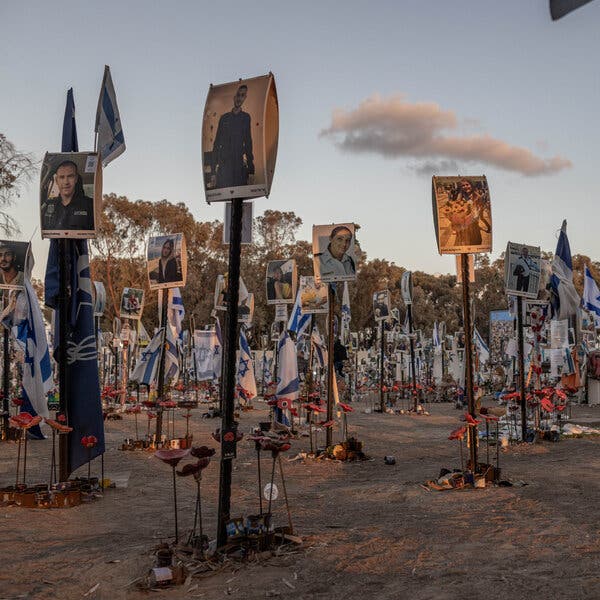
[263, 483, 279, 501]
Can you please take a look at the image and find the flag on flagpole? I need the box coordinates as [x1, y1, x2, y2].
[237, 327, 257, 402]
[275, 330, 299, 426]
[432, 321, 441, 348]
[583, 265, 600, 328]
[131, 328, 164, 385]
[193, 328, 222, 381]
[95, 65, 125, 166]
[43, 88, 104, 473]
[163, 323, 180, 382]
[167, 288, 185, 341]
[287, 290, 311, 338]
[550, 220, 580, 321]
[473, 327, 490, 364]
[311, 326, 328, 368]
[341, 282, 351, 345]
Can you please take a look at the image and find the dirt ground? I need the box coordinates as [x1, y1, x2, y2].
[1, 398, 600, 600]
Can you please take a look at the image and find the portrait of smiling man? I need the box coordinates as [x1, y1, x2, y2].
[313, 223, 357, 282]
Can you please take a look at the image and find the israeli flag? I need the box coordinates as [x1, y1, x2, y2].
[550, 220, 580, 321]
[432, 321, 441, 348]
[168, 288, 185, 341]
[287, 290, 311, 339]
[341, 281, 351, 344]
[95, 65, 125, 167]
[194, 328, 221, 381]
[237, 327, 257, 401]
[311, 326, 328, 369]
[275, 331, 299, 426]
[131, 328, 164, 385]
[583, 265, 600, 328]
[473, 327, 490, 364]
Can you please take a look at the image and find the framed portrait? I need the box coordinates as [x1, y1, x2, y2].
[373, 290, 390, 322]
[455, 254, 475, 283]
[266, 259, 297, 305]
[270, 322, 281, 342]
[0, 240, 30, 290]
[40, 152, 102, 239]
[238, 293, 254, 325]
[504, 242, 541, 299]
[147, 233, 187, 290]
[299, 276, 328, 314]
[432, 175, 492, 254]
[119, 287, 145, 320]
[312, 223, 357, 283]
[93, 281, 106, 316]
[202, 73, 279, 203]
[223, 201, 253, 245]
[214, 273, 249, 311]
[400, 271, 413, 305]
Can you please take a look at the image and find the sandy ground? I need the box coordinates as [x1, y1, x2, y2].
[1, 399, 600, 600]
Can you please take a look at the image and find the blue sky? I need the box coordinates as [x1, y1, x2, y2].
[2, 0, 599, 280]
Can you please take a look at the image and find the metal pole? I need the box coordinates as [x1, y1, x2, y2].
[461, 253, 478, 471]
[326, 284, 335, 447]
[155, 299, 169, 442]
[216, 198, 243, 548]
[517, 297, 527, 441]
[190, 315, 199, 402]
[379, 320, 385, 412]
[408, 304, 417, 410]
[58, 239, 70, 482]
[2, 292, 9, 439]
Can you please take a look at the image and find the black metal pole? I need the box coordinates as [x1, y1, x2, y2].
[326, 284, 335, 447]
[155, 298, 169, 442]
[2, 292, 9, 439]
[461, 253, 478, 471]
[216, 198, 243, 548]
[190, 315, 199, 402]
[408, 304, 417, 410]
[379, 320, 385, 412]
[517, 297, 527, 441]
[58, 239, 70, 481]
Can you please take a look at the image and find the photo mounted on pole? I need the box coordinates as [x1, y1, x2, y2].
[0, 240, 30, 291]
[40, 152, 102, 239]
[202, 74, 279, 203]
[147, 233, 187, 291]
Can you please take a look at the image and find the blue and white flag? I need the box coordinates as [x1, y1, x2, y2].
[550, 220, 580, 321]
[275, 331, 299, 426]
[237, 327, 257, 401]
[164, 324, 180, 382]
[473, 327, 490, 364]
[311, 326, 328, 369]
[43, 89, 104, 474]
[193, 328, 221, 381]
[583, 265, 600, 328]
[95, 65, 125, 167]
[432, 321, 441, 348]
[131, 328, 164, 385]
[341, 282, 351, 345]
[168, 288, 185, 341]
[287, 290, 311, 339]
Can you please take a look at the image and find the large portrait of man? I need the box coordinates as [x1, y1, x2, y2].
[40, 152, 101, 239]
[505, 242, 541, 299]
[0, 240, 29, 290]
[432, 176, 492, 254]
[202, 74, 279, 202]
[120, 287, 144, 319]
[266, 259, 296, 305]
[147, 233, 187, 290]
[312, 223, 357, 283]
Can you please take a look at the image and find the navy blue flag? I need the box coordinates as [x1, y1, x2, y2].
[44, 88, 104, 474]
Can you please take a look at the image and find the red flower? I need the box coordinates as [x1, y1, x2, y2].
[9, 413, 43, 430]
[448, 426, 466, 440]
[464, 413, 480, 426]
[318, 420, 335, 428]
[126, 405, 142, 414]
[190, 446, 216, 458]
[81, 435, 98, 449]
[277, 398, 290, 410]
[11, 398, 24, 407]
[338, 403, 353, 413]
[57, 413, 67, 423]
[154, 448, 190, 467]
[44, 418, 73, 434]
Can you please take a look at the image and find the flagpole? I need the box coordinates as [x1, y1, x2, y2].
[379, 319, 385, 412]
[326, 284, 335, 448]
[408, 303, 417, 410]
[190, 315, 199, 402]
[217, 198, 244, 549]
[155, 298, 169, 442]
[460, 253, 478, 472]
[517, 297, 527, 441]
[58, 240, 70, 481]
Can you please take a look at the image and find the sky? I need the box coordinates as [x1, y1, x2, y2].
[1, 0, 600, 281]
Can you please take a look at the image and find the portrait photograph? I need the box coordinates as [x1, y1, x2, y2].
[0, 240, 29, 290]
[214, 273, 248, 311]
[40, 152, 102, 239]
[432, 176, 492, 254]
[238, 292, 254, 325]
[202, 73, 279, 202]
[266, 259, 297, 305]
[119, 287, 145, 319]
[373, 290, 390, 321]
[223, 201, 253, 245]
[299, 276, 328, 314]
[312, 223, 357, 283]
[147, 233, 187, 290]
[93, 281, 106, 316]
[504, 242, 541, 299]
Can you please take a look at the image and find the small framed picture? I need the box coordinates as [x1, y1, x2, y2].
[0, 240, 30, 290]
[147, 233, 187, 290]
[312, 223, 357, 283]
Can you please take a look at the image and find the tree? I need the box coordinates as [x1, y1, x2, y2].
[0, 134, 36, 235]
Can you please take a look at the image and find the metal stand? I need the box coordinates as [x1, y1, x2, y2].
[408, 304, 417, 410]
[326, 284, 335, 448]
[216, 198, 243, 548]
[58, 239, 70, 482]
[517, 297, 527, 441]
[379, 320, 385, 412]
